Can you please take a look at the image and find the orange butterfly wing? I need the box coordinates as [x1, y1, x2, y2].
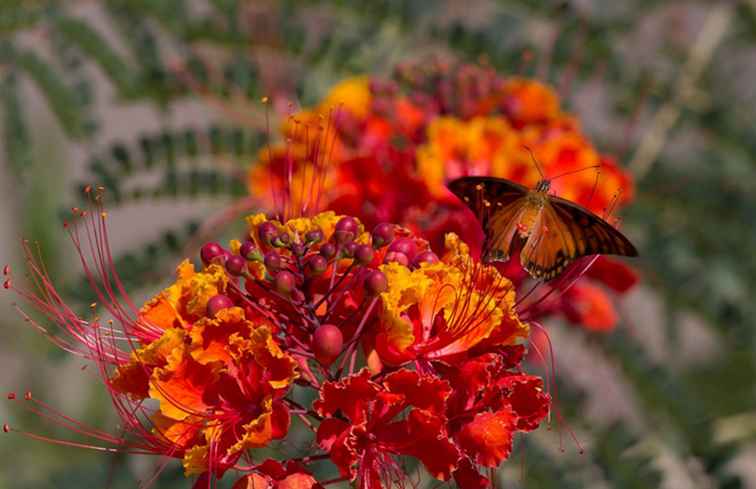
[447, 176, 529, 261]
[520, 200, 575, 280]
[448, 176, 638, 281]
[550, 195, 638, 257]
[521, 197, 638, 280]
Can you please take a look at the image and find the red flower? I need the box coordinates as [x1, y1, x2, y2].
[314, 369, 460, 488]
[439, 353, 549, 476]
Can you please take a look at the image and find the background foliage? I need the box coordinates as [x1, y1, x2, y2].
[1, 1, 755, 488]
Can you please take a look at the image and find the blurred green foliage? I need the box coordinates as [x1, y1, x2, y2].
[1, 1, 755, 488]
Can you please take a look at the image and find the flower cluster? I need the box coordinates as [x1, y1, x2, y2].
[4, 192, 549, 488]
[249, 61, 638, 332]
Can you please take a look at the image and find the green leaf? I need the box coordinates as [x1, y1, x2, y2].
[1, 73, 32, 177]
[54, 16, 134, 96]
[14, 48, 87, 138]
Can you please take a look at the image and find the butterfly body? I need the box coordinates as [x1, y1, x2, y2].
[514, 193, 546, 236]
[448, 176, 637, 281]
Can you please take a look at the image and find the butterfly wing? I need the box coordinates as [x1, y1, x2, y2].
[521, 197, 638, 280]
[447, 176, 529, 261]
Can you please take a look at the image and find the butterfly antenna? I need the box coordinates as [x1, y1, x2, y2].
[523, 145, 546, 180]
[601, 188, 622, 221]
[549, 164, 602, 181]
[587, 166, 601, 208]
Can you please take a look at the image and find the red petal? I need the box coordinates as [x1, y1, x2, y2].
[332, 425, 365, 480]
[500, 374, 550, 431]
[585, 257, 639, 293]
[456, 408, 516, 467]
[383, 369, 451, 415]
[561, 281, 618, 332]
[437, 354, 497, 411]
[313, 369, 380, 423]
[374, 332, 416, 367]
[151, 356, 217, 421]
[402, 409, 461, 480]
[257, 459, 287, 479]
[271, 401, 291, 439]
[453, 458, 490, 489]
[497, 345, 525, 369]
[316, 418, 349, 452]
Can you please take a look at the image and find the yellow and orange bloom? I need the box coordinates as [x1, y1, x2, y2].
[249, 61, 638, 333]
[5, 192, 549, 489]
[375, 233, 527, 365]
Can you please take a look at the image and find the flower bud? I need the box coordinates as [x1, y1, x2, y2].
[305, 229, 324, 244]
[257, 222, 278, 245]
[273, 232, 291, 247]
[239, 240, 258, 260]
[365, 270, 388, 295]
[342, 242, 358, 258]
[291, 243, 305, 256]
[207, 294, 234, 317]
[354, 244, 374, 265]
[334, 216, 359, 245]
[225, 255, 247, 276]
[275, 270, 296, 295]
[264, 251, 282, 271]
[413, 251, 439, 267]
[312, 324, 343, 366]
[306, 255, 328, 277]
[320, 242, 337, 259]
[200, 242, 226, 265]
[384, 251, 409, 266]
[388, 238, 417, 260]
[372, 223, 395, 248]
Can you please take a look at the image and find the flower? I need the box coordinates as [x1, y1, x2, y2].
[374, 234, 527, 366]
[248, 60, 638, 333]
[111, 263, 298, 477]
[313, 369, 460, 487]
[5, 186, 550, 488]
[439, 352, 549, 478]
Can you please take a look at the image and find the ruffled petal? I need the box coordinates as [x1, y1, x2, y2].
[456, 408, 516, 467]
[383, 370, 451, 415]
[313, 369, 380, 423]
[500, 374, 550, 431]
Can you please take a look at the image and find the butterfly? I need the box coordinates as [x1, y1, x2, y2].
[447, 175, 638, 281]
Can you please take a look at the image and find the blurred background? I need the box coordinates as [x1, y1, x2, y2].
[1, 1, 755, 488]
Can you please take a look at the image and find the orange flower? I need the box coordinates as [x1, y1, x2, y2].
[139, 260, 228, 330]
[375, 233, 527, 365]
[501, 77, 561, 125]
[111, 261, 298, 476]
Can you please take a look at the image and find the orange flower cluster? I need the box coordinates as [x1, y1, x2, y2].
[249, 62, 638, 332]
[111, 260, 297, 476]
[5, 194, 549, 489]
